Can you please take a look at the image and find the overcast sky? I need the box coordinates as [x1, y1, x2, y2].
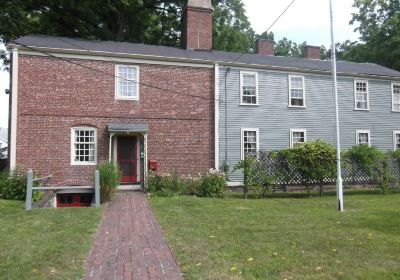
[0, 0, 360, 129]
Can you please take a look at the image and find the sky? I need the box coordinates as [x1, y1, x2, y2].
[0, 0, 360, 129]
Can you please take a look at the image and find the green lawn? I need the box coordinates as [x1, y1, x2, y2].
[150, 190, 400, 280]
[0, 199, 101, 280]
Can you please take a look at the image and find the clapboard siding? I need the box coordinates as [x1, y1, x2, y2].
[219, 67, 400, 181]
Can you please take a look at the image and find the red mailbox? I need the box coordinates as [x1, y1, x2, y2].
[149, 160, 158, 171]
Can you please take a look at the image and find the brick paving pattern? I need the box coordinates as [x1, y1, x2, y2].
[83, 192, 183, 280]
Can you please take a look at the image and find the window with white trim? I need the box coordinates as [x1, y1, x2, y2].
[290, 129, 306, 148]
[71, 127, 97, 165]
[240, 72, 258, 105]
[393, 131, 400, 150]
[392, 83, 400, 111]
[356, 130, 370, 146]
[289, 75, 305, 107]
[115, 65, 139, 100]
[241, 128, 259, 159]
[354, 80, 369, 110]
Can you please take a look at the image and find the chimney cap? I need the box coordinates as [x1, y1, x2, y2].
[187, 0, 212, 9]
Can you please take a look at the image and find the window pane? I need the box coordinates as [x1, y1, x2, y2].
[290, 76, 304, 106]
[73, 128, 96, 163]
[355, 82, 368, 109]
[241, 73, 257, 104]
[117, 66, 137, 98]
[243, 130, 257, 157]
[358, 132, 369, 145]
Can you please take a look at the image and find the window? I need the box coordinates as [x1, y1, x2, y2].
[392, 83, 400, 111]
[289, 75, 305, 107]
[241, 128, 259, 159]
[115, 65, 139, 100]
[290, 129, 306, 148]
[240, 71, 258, 105]
[71, 127, 97, 165]
[393, 131, 400, 150]
[354, 80, 369, 110]
[356, 130, 371, 146]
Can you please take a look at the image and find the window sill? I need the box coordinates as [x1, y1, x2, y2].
[71, 162, 97, 166]
[391, 110, 400, 113]
[288, 105, 306, 109]
[115, 97, 139, 101]
[354, 108, 370, 111]
[239, 103, 260, 107]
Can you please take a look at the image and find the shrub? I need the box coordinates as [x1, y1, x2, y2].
[343, 145, 390, 193]
[288, 140, 336, 195]
[199, 169, 227, 198]
[0, 167, 28, 200]
[97, 161, 121, 203]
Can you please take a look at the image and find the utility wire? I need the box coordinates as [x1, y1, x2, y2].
[9, 39, 211, 101]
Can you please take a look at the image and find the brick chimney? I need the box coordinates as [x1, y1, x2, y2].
[182, 0, 213, 50]
[256, 39, 275, 56]
[303, 45, 321, 59]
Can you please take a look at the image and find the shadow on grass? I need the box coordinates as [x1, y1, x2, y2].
[226, 188, 400, 200]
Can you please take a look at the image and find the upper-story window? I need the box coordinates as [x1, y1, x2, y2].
[392, 83, 400, 111]
[354, 80, 369, 110]
[241, 128, 259, 159]
[289, 75, 305, 107]
[240, 71, 258, 105]
[356, 130, 371, 146]
[290, 129, 306, 148]
[71, 127, 97, 165]
[115, 65, 139, 100]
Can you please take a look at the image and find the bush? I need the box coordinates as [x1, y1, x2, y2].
[199, 169, 227, 198]
[146, 169, 226, 198]
[97, 162, 121, 203]
[343, 145, 390, 193]
[0, 167, 28, 200]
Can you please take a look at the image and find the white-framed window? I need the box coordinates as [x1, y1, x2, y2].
[356, 130, 371, 146]
[393, 130, 400, 150]
[290, 129, 307, 148]
[392, 83, 400, 111]
[115, 65, 139, 100]
[71, 127, 97, 165]
[241, 128, 259, 159]
[354, 80, 369, 110]
[240, 71, 258, 105]
[288, 75, 305, 107]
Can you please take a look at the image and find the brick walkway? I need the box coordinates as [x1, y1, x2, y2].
[83, 192, 183, 280]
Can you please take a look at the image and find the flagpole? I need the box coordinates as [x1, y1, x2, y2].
[329, 0, 344, 211]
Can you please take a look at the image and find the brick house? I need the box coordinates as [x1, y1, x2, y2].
[8, 0, 216, 189]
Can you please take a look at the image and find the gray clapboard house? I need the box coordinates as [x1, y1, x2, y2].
[217, 44, 400, 182]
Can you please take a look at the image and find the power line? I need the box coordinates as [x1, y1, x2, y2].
[9, 39, 211, 101]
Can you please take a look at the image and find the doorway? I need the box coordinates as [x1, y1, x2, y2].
[117, 136, 137, 183]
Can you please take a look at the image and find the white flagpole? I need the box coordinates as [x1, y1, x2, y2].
[329, 0, 344, 211]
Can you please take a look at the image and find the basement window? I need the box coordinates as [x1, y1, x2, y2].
[57, 193, 94, 207]
[115, 65, 139, 100]
[71, 127, 97, 165]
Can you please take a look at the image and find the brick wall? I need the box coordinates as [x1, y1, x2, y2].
[16, 55, 214, 184]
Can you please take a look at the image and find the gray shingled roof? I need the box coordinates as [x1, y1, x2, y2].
[11, 34, 400, 78]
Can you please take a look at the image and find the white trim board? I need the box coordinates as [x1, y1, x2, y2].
[10, 48, 18, 170]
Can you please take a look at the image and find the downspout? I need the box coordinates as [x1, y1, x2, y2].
[214, 64, 219, 170]
[10, 48, 18, 170]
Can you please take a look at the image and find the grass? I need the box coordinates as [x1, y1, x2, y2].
[0, 199, 101, 280]
[150, 189, 400, 280]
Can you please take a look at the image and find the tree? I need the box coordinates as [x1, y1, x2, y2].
[274, 37, 307, 57]
[0, 0, 256, 67]
[347, 0, 400, 70]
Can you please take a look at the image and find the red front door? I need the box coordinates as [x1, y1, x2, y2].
[117, 136, 137, 183]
